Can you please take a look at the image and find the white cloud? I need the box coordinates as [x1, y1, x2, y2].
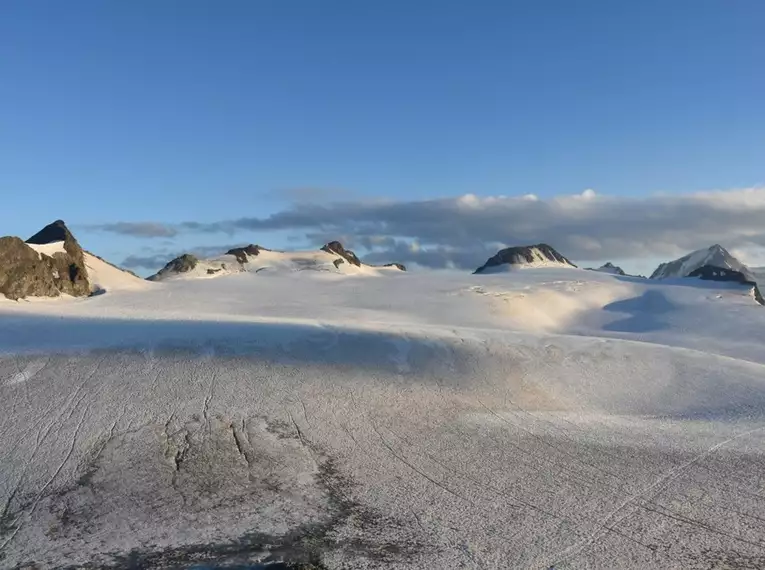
[581, 188, 597, 199]
[101, 186, 765, 271]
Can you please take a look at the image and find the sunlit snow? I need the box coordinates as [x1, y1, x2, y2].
[1, 266, 764, 568]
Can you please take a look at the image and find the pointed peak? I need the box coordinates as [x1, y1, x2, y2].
[26, 220, 75, 245]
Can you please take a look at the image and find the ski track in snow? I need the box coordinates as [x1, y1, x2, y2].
[1, 268, 765, 569]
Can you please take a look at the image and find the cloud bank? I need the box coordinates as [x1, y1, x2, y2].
[103, 187, 765, 270]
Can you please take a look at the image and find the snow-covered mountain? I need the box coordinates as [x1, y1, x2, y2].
[0, 221, 153, 300]
[650, 244, 755, 281]
[587, 261, 626, 275]
[148, 241, 406, 281]
[473, 243, 576, 273]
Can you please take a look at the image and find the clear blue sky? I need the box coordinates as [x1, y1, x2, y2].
[1, 0, 763, 269]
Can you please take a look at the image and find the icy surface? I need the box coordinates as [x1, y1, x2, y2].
[1, 268, 765, 568]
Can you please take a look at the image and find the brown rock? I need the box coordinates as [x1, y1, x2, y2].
[0, 236, 60, 300]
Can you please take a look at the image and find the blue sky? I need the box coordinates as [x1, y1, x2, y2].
[1, 0, 763, 274]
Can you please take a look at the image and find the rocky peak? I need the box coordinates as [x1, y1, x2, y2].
[588, 262, 626, 276]
[321, 241, 362, 267]
[650, 244, 753, 281]
[226, 244, 263, 264]
[0, 220, 91, 299]
[147, 254, 199, 281]
[26, 219, 76, 245]
[474, 244, 576, 274]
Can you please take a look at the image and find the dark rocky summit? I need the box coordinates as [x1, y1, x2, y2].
[587, 262, 626, 276]
[474, 244, 576, 274]
[0, 220, 91, 300]
[26, 219, 76, 245]
[321, 241, 362, 267]
[147, 254, 199, 281]
[225, 244, 263, 264]
[688, 265, 764, 305]
[322, 241, 406, 271]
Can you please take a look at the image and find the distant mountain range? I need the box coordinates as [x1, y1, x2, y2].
[147, 240, 406, 281]
[587, 262, 626, 276]
[2, 221, 763, 306]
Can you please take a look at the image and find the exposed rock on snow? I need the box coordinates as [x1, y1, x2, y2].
[225, 244, 263, 264]
[0, 220, 91, 300]
[650, 244, 755, 281]
[321, 241, 362, 267]
[474, 243, 576, 274]
[148, 254, 200, 281]
[688, 264, 764, 305]
[146, 241, 406, 281]
[587, 262, 626, 275]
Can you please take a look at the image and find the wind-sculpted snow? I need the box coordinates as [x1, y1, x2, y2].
[1, 269, 765, 568]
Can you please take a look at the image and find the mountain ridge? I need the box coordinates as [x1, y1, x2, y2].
[474, 243, 576, 274]
[650, 244, 755, 281]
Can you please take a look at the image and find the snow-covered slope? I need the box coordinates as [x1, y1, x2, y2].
[83, 251, 153, 293]
[1, 268, 765, 568]
[149, 243, 405, 281]
[474, 243, 576, 273]
[650, 244, 754, 280]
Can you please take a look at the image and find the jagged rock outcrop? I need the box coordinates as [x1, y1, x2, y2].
[27, 219, 90, 297]
[226, 244, 263, 264]
[474, 244, 576, 274]
[383, 262, 407, 271]
[588, 262, 626, 276]
[147, 254, 199, 282]
[0, 220, 91, 300]
[688, 265, 764, 305]
[321, 241, 362, 267]
[0, 237, 61, 300]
